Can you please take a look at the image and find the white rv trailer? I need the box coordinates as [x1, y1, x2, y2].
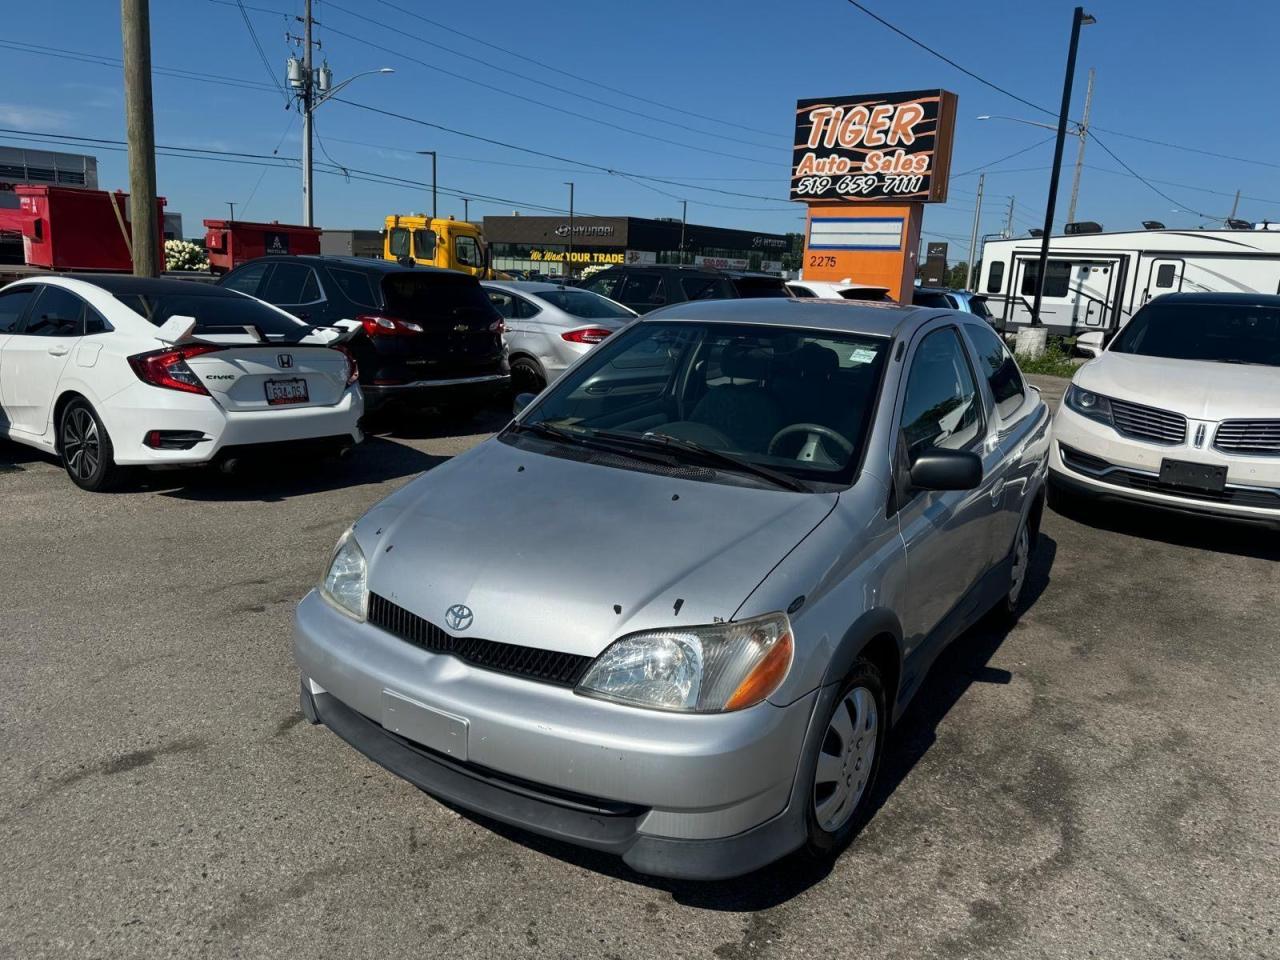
[980, 228, 1280, 337]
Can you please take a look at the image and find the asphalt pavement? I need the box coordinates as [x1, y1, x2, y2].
[1, 378, 1276, 960]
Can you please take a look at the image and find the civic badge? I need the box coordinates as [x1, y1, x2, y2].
[445, 604, 474, 632]
[277, 353, 294, 368]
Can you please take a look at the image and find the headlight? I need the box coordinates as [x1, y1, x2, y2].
[576, 612, 793, 713]
[320, 529, 367, 620]
[1065, 383, 1114, 426]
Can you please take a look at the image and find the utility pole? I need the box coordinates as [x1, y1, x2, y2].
[226, 201, 235, 222]
[417, 150, 437, 220]
[965, 173, 984, 290]
[1032, 6, 1095, 327]
[564, 181, 575, 280]
[462, 198, 470, 222]
[121, 0, 159, 276]
[301, 0, 313, 226]
[1229, 189, 1241, 220]
[680, 199, 687, 264]
[1005, 195, 1016, 239]
[1066, 67, 1094, 225]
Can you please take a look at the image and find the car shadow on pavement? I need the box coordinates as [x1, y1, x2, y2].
[151, 437, 447, 503]
[1050, 497, 1280, 561]
[364, 405, 512, 442]
[440, 535, 1059, 911]
[0, 438, 47, 472]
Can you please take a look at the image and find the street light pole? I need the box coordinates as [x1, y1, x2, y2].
[417, 150, 437, 220]
[564, 181, 575, 280]
[965, 173, 984, 290]
[1031, 6, 1095, 327]
[680, 199, 687, 264]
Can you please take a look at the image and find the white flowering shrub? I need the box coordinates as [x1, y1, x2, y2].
[578, 264, 610, 280]
[165, 239, 209, 272]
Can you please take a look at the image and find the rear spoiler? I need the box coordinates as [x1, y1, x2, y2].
[154, 314, 357, 347]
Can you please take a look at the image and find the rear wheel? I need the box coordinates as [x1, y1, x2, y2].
[59, 399, 126, 492]
[803, 659, 886, 860]
[510, 356, 546, 395]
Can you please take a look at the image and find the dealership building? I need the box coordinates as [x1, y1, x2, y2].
[482, 215, 792, 275]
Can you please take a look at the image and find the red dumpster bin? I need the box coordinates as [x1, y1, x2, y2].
[0, 185, 165, 271]
[202, 219, 323, 274]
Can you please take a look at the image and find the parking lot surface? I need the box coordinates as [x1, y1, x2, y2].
[1, 379, 1277, 960]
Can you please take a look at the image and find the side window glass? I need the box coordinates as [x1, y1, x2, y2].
[326, 267, 378, 308]
[454, 235, 480, 267]
[582, 273, 620, 299]
[1155, 263, 1177, 288]
[221, 260, 269, 295]
[622, 273, 665, 305]
[900, 328, 982, 456]
[22, 287, 86, 337]
[986, 261, 1004, 293]
[487, 291, 514, 318]
[1020, 260, 1071, 298]
[259, 262, 319, 304]
[84, 307, 110, 335]
[514, 297, 540, 319]
[0, 286, 37, 333]
[389, 228, 411, 258]
[414, 229, 437, 261]
[790, 285, 815, 298]
[965, 323, 1026, 421]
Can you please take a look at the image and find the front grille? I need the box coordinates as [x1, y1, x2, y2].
[1059, 444, 1280, 508]
[1109, 397, 1187, 445]
[1214, 419, 1280, 455]
[367, 593, 592, 687]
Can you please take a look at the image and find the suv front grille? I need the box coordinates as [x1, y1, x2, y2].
[1109, 398, 1187, 445]
[1214, 419, 1280, 455]
[367, 593, 592, 687]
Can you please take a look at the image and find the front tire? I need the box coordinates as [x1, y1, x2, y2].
[510, 356, 546, 395]
[59, 399, 125, 492]
[803, 659, 887, 860]
[991, 513, 1033, 623]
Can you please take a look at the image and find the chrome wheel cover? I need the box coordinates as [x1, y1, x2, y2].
[1009, 521, 1030, 606]
[813, 685, 878, 833]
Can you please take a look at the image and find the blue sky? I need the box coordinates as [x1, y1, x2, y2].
[3, 0, 1278, 261]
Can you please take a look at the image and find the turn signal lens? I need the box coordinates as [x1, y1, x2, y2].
[724, 630, 794, 711]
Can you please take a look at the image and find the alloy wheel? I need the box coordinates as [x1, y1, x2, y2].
[1009, 522, 1030, 606]
[813, 685, 879, 833]
[62, 407, 100, 482]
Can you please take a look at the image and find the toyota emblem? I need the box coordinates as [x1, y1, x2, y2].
[445, 604, 474, 632]
[277, 353, 294, 368]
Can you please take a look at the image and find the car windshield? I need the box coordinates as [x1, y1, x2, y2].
[535, 288, 634, 319]
[1110, 301, 1280, 366]
[508, 320, 890, 487]
[114, 291, 308, 338]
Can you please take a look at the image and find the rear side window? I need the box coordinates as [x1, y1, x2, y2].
[986, 261, 1005, 293]
[221, 260, 269, 295]
[679, 275, 731, 301]
[22, 286, 87, 337]
[623, 273, 666, 306]
[326, 267, 379, 309]
[259, 262, 321, 304]
[581, 272, 622, 299]
[115, 292, 308, 338]
[381, 273, 499, 320]
[965, 322, 1025, 420]
[536, 289, 631, 319]
[789, 285, 815, 298]
[0, 285, 37, 333]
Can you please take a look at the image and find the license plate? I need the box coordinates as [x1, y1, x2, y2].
[1159, 458, 1227, 493]
[265, 378, 308, 405]
[381, 690, 469, 760]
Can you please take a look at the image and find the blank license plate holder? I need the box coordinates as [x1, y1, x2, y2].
[381, 690, 469, 761]
[1159, 458, 1227, 493]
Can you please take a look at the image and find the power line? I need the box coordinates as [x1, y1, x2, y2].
[951, 137, 1055, 179]
[318, 0, 780, 152]
[233, 0, 290, 106]
[1089, 132, 1213, 220]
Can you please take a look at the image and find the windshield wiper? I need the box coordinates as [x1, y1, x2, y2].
[591, 429, 809, 492]
[511, 421, 676, 467]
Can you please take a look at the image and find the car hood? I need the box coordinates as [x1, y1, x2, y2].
[1077, 353, 1280, 420]
[356, 438, 838, 659]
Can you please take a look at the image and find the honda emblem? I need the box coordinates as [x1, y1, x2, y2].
[277, 353, 294, 369]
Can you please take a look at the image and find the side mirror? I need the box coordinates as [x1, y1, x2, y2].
[513, 392, 537, 415]
[909, 447, 983, 491]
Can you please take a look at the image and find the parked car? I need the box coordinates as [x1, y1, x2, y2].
[218, 256, 508, 415]
[578, 264, 737, 314]
[723, 271, 792, 299]
[294, 297, 1049, 879]
[786, 280, 894, 302]
[481, 280, 636, 393]
[912, 286, 996, 324]
[0, 275, 362, 491]
[1049, 292, 1280, 527]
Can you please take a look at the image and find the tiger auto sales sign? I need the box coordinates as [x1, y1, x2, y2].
[791, 89, 958, 204]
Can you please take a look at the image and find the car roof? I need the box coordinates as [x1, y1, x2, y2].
[483, 280, 578, 293]
[1148, 291, 1280, 306]
[57, 274, 246, 297]
[259, 255, 455, 275]
[643, 295, 941, 337]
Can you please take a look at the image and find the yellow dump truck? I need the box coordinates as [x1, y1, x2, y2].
[383, 214, 499, 278]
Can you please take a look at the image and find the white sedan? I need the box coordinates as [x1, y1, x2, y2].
[786, 280, 893, 302]
[0, 274, 363, 491]
[1050, 292, 1280, 527]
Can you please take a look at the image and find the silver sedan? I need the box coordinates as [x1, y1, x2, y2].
[294, 298, 1050, 879]
[482, 280, 636, 393]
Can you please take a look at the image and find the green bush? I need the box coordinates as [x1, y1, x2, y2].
[1017, 343, 1078, 378]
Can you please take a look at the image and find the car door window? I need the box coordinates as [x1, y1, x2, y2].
[259, 262, 322, 304]
[621, 273, 665, 306]
[221, 260, 270, 296]
[325, 267, 379, 309]
[414, 229, 437, 261]
[0, 286, 37, 333]
[513, 297, 540, 319]
[900, 327, 982, 457]
[454, 235, 481, 268]
[20, 287, 87, 337]
[487, 290, 515, 318]
[965, 323, 1026, 421]
[581, 272, 621, 299]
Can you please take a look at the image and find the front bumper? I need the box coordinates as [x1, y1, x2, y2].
[1049, 405, 1280, 523]
[362, 373, 510, 412]
[293, 590, 818, 879]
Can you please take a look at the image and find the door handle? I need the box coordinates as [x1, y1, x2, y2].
[47, 344, 70, 356]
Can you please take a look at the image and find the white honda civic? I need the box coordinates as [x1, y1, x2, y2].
[0, 274, 363, 491]
[1050, 292, 1280, 528]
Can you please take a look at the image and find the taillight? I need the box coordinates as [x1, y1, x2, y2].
[335, 345, 359, 386]
[128, 343, 223, 395]
[357, 314, 422, 336]
[489, 319, 505, 334]
[561, 327, 613, 345]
